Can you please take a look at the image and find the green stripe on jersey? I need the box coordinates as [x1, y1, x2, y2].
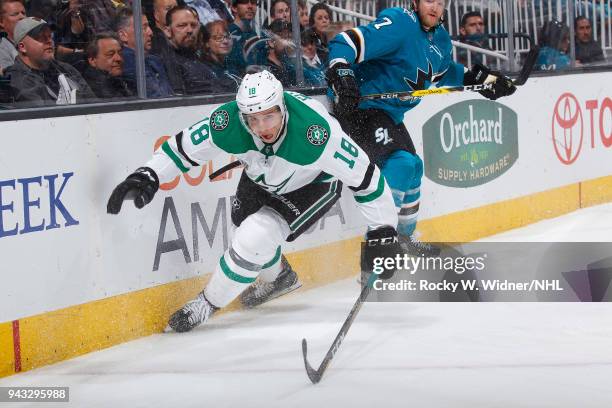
[220, 256, 256, 284]
[162, 141, 189, 173]
[354, 174, 384, 203]
[290, 181, 338, 231]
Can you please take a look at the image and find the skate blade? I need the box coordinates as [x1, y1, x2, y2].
[242, 281, 303, 309]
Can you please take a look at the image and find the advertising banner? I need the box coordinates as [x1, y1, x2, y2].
[1, 72, 610, 321]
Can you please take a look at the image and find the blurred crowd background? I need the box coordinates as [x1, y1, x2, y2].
[0, 0, 610, 108]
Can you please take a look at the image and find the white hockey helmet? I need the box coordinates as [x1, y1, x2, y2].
[236, 70, 286, 117]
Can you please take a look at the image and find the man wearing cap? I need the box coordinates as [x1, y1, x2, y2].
[6, 17, 95, 105]
[0, 0, 26, 72]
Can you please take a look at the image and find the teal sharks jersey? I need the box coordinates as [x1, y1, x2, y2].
[328, 7, 465, 124]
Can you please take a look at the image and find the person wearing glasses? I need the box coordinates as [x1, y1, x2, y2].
[200, 19, 240, 91]
[327, 0, 516, 256]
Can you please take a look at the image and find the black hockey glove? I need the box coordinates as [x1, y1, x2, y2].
[107, 167, 159, 214]
[326, 62, 360, 117]
[463, 63, 516, 100]
[361, 225, 401, 281]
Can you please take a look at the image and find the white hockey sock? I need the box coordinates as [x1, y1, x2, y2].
[258, 246, 282, 282]
[204, 247, 261, 308]
[205, 208, 288, 307]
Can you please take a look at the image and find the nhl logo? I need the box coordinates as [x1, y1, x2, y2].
[306, 125, 328, 145]
[211, 110, 229, 130]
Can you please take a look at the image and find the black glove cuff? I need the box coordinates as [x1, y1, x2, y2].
[325, 62, 355, 87]
[132, 167, 160, 190]
[463, 63, 491, 86]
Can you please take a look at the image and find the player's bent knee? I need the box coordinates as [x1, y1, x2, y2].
[232, 208, 290, 265]
[382, 150, 422, 189]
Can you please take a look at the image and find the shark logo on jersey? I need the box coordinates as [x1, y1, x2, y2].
[211, 110, 229, 130]
[306, 125, 329, 145]
[231, 197, 241, 211]
[404, 61, 433, 90]
[253, 172, 295, 193]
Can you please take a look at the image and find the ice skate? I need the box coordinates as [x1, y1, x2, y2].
[399, 234, 441, 257]
[167, 291, 218, 333]
[240, 256, 302, 308]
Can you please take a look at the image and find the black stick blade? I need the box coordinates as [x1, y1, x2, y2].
[514, 45, 540, 86]
[301, 339, 322, 384]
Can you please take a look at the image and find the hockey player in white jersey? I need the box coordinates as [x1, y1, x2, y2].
[107, 70, 400, 333]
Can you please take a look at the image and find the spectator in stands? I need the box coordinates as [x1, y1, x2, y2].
[163, 5, 225, 94]
[574, 15, 604, 64]
[6, 17, 96, 105]
[301, 28, 324, 86]
[308, 2, 331, 62]
[115, 8, 174, 97]
[200, 20, 240, 91]
[83, 33, 133, 99]
[457, 11, 491, 66]
[297, 0, 309, 31]
[264, 19, 295, 86]
[228, 0, 257, 74]
[54, 0, 93, 64]
[264, 0, 290, 28]
[77, 0, 124, 34]
[0, 0, 26, 71]
[536, 20, 571, 71]
[211, 0, 233, 23]
[149, 0, 177, 57]
[183, 0, 221, 25]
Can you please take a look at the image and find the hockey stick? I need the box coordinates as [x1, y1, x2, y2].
[360, 83, 494, 101]
[301, 271, 378, 384]
[513, 45, 540, 86]
[360, 45, 540, 101]
[208, 160, 242, 180]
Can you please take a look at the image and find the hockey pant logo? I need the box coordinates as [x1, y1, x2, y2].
[375, 127, 393, 145]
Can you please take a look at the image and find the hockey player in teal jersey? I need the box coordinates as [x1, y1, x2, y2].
[327, 0, 516, 255]
[107, 71, 401, 332]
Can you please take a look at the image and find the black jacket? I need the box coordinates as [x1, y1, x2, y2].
[163, 46, 228, 95]
[575, 40, 604, 64]
[6, 57, 96, 106]
[82, 66, 134, 100]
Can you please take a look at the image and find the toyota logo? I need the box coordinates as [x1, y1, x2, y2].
[552, 93, 583, 165]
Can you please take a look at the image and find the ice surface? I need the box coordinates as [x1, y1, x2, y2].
[2, 204, 612, 407]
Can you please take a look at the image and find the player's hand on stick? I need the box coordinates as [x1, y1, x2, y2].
[326, 62, 360, 116]
[361, 226, 401, 280]
[464, 63, 516, 100]
[107, 167, 159, 214]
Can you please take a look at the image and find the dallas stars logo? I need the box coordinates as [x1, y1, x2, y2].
[306, 124, 328, 145]
[253, 172, 294, 193]
[211, 110, 229, 130]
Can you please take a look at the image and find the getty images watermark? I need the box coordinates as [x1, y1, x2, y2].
[364, 242, 612, 302]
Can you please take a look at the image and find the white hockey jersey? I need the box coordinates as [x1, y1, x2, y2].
[146, 91, 397, 229]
